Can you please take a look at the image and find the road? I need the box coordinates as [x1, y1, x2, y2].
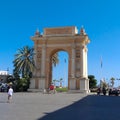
[0, 92, 120, 120]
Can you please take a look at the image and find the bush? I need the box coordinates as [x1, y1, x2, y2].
[55, 87, 68, 92]
[15, 77, 30, 92]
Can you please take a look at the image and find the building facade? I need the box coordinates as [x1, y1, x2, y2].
[0, 70, 9, 83]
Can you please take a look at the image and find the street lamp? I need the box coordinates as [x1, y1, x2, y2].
[116, 78, 120, 88]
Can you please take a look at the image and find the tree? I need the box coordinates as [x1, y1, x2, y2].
[13, 46, 59, 77]
[6, 75, 15, 83]
[88, 75, 97, 89]
[13, 46, 34, 91]
[52, 52, 59, 66]
[59, 78, 63, 87]
[13, 46, 35, 78]
[52, 79, 57, 86]
[100, 79, 108, 88]
[13, 46, 59, 91]
[110, 77, 115, 87]
[56, 78, 63, 88]
[15, 76, 30, 92]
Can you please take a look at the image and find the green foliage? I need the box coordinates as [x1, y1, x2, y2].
[110, 77, 115, 87]
[13, 46, 34, 91]
[59, 78, 63, 87]
[13, 46, 35, 78]
[88, 75, 97, 89]
[102, 81, 108, 88]
[6, 75, 15, 83]
[13, 46, 59, 92]
[13, 69, 20, 80]
[52, 79, 57, 86]
[15, 76, 30, 92]
[52, 52, 59, 66]
[55, 87, 68, 92]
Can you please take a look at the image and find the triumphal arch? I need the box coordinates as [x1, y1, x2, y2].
[29, 26, 90, 93]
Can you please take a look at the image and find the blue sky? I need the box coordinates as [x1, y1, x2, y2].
[1, 0, 120, 86]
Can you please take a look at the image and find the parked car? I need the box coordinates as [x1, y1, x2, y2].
[109, 88, 120, 96]
[0, 83, 8, 92]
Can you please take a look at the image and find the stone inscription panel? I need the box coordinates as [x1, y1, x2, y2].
[44, 26, 77, 35]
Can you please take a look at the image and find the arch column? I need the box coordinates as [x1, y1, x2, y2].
[80, 45, 89, 93]
[38, 44, 46, 89]
[69, 45, 76, 90]
[29, 45, 39, 89]
[71, 45, 75, 78]
[41, 45, 46, 77]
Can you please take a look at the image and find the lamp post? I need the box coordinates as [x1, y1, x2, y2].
[7, 67, 9, 75]
[116, 78, 120, 88]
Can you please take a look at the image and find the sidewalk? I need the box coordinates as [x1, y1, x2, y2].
[0, 92, 87, 120]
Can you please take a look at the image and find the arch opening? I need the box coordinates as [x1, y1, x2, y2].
[51, 51, 69, 91]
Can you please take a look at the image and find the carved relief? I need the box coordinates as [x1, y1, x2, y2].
[75, 72, 81, 78]
[36, 50, 41, 59]
[36, 49, 42, 69]
[37, 53, 41, 58]
[82, 45, 87, 52]
[76, 47, 80, 58]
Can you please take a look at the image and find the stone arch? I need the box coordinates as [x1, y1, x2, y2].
[29, 26, 90, 93]
[48, 48, 70, 88]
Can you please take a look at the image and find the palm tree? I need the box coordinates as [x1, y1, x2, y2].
[13, 46, 59, 77]
[52, 79, 57, 86]
[110, 77, 115, 87]
[52, 52, 59, 66]
[59, 78, 63, 87]
[13, 46, 34, 77]
[13, 46, 59, 91]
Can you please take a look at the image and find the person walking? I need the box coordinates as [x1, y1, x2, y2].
[7, 86, 13, 103]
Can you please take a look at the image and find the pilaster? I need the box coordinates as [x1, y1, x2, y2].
[71, 44, 76, 78]
[41, 44, 46, 77]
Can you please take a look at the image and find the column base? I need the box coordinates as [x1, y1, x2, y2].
[27, 88, 43, 92]
[29, 77, 46, 89]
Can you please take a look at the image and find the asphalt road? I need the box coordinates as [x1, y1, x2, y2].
[0, 92, 120, 120]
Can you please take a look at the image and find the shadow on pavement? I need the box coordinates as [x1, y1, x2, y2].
[37, 95, 120, 120]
